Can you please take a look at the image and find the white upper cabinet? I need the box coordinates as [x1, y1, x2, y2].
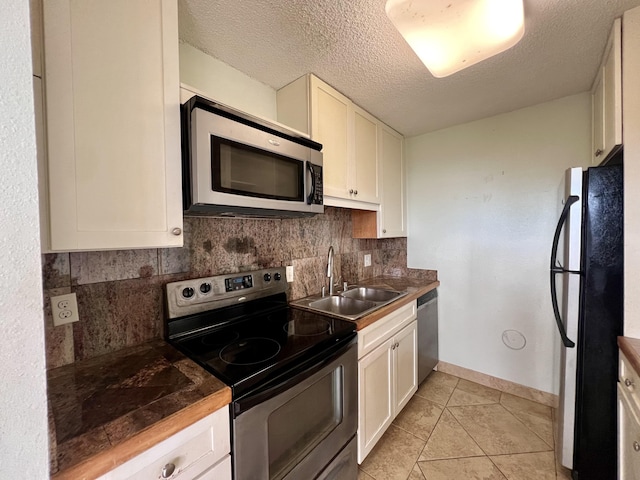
[29, 0, 44, 77]
[310, 77, 352, 199]
[378, 123, 406, 238]
[352, 122, 407, 239]
[592, 18, 622, 164]
[277, 74, 380, 209]
[41, 0, 183, 251]
[352, 105, 380, 204]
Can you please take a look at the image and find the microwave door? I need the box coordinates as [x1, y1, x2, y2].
[191, 107, 321, 216]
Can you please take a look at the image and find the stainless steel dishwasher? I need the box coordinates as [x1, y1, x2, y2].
[417, 289, 438, 384]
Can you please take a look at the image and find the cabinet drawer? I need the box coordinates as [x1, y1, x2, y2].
[620, 352, 640, 416]
[358, 301, 416, 359]
[98, 406, 230, 480]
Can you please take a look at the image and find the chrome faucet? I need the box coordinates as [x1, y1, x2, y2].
[327, 246, 335, 295]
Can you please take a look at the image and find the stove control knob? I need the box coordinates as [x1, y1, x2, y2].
[200, 282, 212, 294]
[264, 273, 272, 282]
[274, 272, 282, 281]
[182, 287, 195, 299]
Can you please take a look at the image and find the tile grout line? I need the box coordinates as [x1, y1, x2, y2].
[497, 391, 556, 452]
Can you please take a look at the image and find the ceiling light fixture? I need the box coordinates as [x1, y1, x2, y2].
[385, 0, 525, 78]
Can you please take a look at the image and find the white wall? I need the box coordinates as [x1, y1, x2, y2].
[623, 6, 640, 337]
[406, 93, 591, 394]
[179, 42, 277, 120]
[0, 0, 49, 476]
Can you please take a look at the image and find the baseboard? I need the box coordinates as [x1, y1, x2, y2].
[436, 361, 559, 408]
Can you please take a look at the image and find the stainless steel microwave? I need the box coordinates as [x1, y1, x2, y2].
[181, 96, 323, 218]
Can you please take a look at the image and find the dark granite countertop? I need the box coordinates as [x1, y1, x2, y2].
[48, 339, 231, 480]
[352, 274, 439, 330]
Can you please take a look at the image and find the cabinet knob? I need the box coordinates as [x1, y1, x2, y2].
[595, 149, 603, 157]
[161, 463, 176, 478]
[383, 229, 387, 234]
[171, 227, 182, 236]
[349, 189, 354, 194]
[354, 190, 358, 195]
[625, 378, 634, 388]
[634, 441, 640, 452]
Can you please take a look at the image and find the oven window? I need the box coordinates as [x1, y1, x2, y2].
[211, 136, 304, 201]
[268, 366, 343, 480]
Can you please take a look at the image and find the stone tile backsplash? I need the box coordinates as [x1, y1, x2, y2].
[42, 207, 434, 368]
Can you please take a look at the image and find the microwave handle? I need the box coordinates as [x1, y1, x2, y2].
[307, 162, 316, 205]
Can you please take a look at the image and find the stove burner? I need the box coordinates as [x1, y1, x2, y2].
[201, 330, 240, 347]
[285, 319, 332, 336]
[220, 338, 281, 365]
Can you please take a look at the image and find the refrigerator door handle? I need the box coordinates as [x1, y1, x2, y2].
[550, 195, 580, 348]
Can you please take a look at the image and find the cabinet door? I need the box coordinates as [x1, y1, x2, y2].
[30, 0, 43, 77]
[357, 337, 394, 463]
[602, 18, 622, 159]
[310, 76, 351, 200]
[352, 106, 379, 204]
[394, 321, 418, 413]
[379, 123, 406, 237]
[43, 0, 183, 251]
[619, 385, 640, 480]
[592, 18, 622, 165]
[592, 72, 605, 165]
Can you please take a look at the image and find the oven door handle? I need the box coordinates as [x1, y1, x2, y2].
[234, 335, 356, 417]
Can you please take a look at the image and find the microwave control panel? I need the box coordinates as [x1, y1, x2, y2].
[308, 164, 323, 205]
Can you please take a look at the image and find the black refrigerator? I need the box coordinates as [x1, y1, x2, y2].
[550, 160, 623, 480]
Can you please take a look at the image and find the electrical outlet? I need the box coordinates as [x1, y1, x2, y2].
[51, 292, 80, 326]
[364, 254, 372, 267]
[286, 265, 294, 283]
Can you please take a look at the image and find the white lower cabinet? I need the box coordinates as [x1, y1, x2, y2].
[357, 302, 418, 463]
[619, 384, 640, 480]
[98, 406, 231, 480]
[619, 351, 640, 480]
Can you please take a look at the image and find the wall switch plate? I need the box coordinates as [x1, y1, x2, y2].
[51, 292, 80, 326]
[364, 254, 372, 267]
[286, 265, 294, 282]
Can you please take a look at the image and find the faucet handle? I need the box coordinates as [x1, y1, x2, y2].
[321, 286, 326, 297]
[343, 281, 348, 291]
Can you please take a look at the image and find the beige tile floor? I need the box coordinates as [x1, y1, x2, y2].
[358, 372, 573, 480]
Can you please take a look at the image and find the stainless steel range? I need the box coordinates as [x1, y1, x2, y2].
[165, 268, 358, 480]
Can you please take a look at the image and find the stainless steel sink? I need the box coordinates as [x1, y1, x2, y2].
[308, 296, 376, 317]
[341, 287, 403, 303]
[290, 286, 407, 320]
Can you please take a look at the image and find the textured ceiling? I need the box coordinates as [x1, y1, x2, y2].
[179, 0, 640, 137]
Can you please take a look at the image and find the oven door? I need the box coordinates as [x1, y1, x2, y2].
[192, 107, 323, 215]
[233, 340, 357, 480]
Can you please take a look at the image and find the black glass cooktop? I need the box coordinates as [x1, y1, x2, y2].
[167, 293, 356, 399]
